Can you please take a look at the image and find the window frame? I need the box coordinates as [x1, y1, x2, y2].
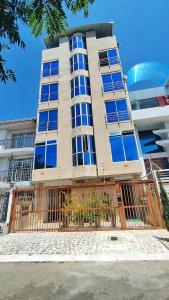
[99, 48, 119, 67]
[71, 76, 90, 98]
[109, 131, 139, 162]
[70, 53, 88, 73]
[42, 60, 59, 77]
[105, 99, 130, 123]
[102, 71, 124, 93]
[40, 82, 59, 102]
[72, 135, 96, 166]
[71, 102, 93, 128]
[38, 110, 58, 132]
[70, 32, 86, 51]
[34, 140, 57, 169]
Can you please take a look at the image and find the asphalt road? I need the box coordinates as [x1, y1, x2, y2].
[0, 262, 169, 300]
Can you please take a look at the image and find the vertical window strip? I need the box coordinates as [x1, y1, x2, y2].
[71, 103, 93, 128]
[72, 135, 96, 166]
[71, 76, 90, 98]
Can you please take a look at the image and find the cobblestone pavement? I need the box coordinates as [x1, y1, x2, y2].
[0, 230, 169, 262]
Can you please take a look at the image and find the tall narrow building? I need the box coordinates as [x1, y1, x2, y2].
[32, 22, 143, 186]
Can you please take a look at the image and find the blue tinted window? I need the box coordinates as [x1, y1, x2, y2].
[102, 72, 124, 93]
[71, 103, 93, 128]
[34, 141, 57, 169]
[40, 83, 58, 102]
[38, 110, 58, 132]
[46, 144, 57, 168]
[99, 48, 119, 67]
[70, 33, 86, 51]
[105, 99, 129, 123]
[72, 135, 96, 166]
[42, 61, 59, 77]
[71, 76, 90, 98]
[138, 130, 163, 154]
[123, 135, 138, 161]
[38, 111, 48, 131]
[109, 132, 139, 162]
[71, 53, 88, 73]
[109, 135, 124, 162]
[34, 144, 45, 169]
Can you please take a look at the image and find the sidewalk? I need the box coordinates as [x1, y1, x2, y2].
[0, 230, 169, 262]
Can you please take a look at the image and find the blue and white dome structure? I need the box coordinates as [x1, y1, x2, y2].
[127, 62, 169, 91]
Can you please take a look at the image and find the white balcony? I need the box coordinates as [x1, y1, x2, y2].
[0, 136, 34, 158]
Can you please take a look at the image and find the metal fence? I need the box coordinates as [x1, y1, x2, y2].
[0, 136, 35, 149]
[0, 191, 9, 224]
[0, 168, 32, 183]
[9, 180, 164, 232]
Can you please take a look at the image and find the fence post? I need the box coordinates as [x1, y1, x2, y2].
[115, 183, 126, 229]
[8, 189, 16, 233]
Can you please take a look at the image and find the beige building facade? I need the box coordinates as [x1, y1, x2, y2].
[32, 22, 143, 186]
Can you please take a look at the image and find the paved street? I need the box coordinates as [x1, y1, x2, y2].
[0, 229, 169, 262]
[0, 261, 169, 300]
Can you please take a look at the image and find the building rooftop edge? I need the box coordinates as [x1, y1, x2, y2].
[43, 22, 114, 49]
[0, 117, 36, 126]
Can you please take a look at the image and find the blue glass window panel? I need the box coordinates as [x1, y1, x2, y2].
[80, 85, 86, 95]
[73, 154, 77, 166]
[88, 116, 93, 126]
[51, 61, 59, 76]
[75, 77, 79, 87]
[89, 135, 95, 152]
[72, 137, 76, 154]
[112, 72, 124, 91]
[82, 115, 87, 125]
[84, 55, 88, 70]
[77, 153, 83, 165]
[80, 76, 85, 85]
[108, 49, 118, 65]
[90, 152, 96, 165]
[46, 144, 57, 168]
[76, 103, 80, 116]
[123, 135, 138, 161]
[48, 110, 58, 130]
[71, 79, 74, 91]
[109, 136, 125, 162]
[102, 74, 113, 92]
[41, 85, 49, 102]
[70, 57, 73, 73]
[76, 116, 81, 126]
[75, 87, 79, 96]
[72, 118, 75, 128]
[87, 103, 92, 115]
[105, 101, 116, 123]
[50, 83, 58, 101]
[84, 152, 90, 165]
[47, 140, 56, 144]
[43, 63, 50, 77]
[82, 103, 86, 115]
[38, 111, 48, 131]
[116, 99, 129, 121]
[77, 136, 82, 152]
[34, 145, 45, 169]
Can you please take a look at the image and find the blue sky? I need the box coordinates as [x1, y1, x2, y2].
[0, 0, 169, 121]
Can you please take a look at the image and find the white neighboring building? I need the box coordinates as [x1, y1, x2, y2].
[128, 62, 169, 193]
[0, 118, 35, 234]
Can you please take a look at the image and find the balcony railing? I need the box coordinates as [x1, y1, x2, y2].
[99, 56, 120, 67]
[102, 81, 125, 93]
[0, 136, 35, 150]
[105, 110, 131, 124]
[131, 97, 169, 111]
[0, 168, 32, 183]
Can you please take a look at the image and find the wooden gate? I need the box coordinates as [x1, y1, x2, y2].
[9, 180, 164, 232]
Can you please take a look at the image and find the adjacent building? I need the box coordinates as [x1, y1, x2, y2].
[0, 118, 35, 233]
[32, 22, 143, 187]
[128, 62, 169, 191]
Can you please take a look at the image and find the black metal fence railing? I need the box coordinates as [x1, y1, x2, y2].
[102, 81, 125, 93]
[0, 136, 35, 150]
[99, 56, 120, 67]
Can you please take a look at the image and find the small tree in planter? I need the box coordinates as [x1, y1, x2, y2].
[159, 182, 169, 231]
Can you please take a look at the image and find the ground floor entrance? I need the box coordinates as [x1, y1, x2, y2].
[9, 180, 164, 232]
